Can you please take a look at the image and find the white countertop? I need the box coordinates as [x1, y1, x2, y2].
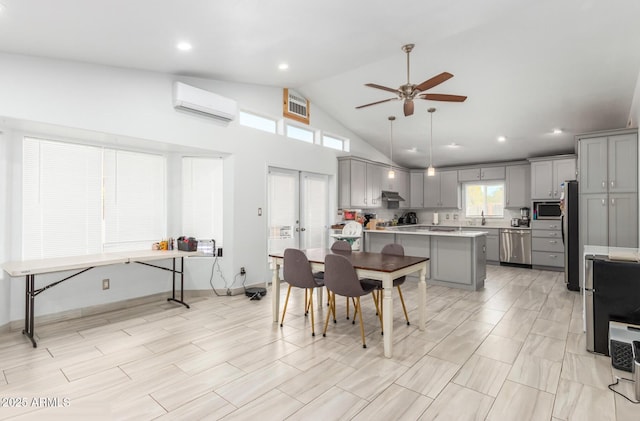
[364, 225, 487, 238]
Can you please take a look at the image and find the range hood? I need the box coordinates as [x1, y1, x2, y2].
[381, 191, 405, 208]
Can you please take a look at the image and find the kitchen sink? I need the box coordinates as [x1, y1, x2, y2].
[429, 227, 456, 232]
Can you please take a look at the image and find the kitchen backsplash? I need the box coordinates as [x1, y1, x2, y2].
[337, 208, 524, 227]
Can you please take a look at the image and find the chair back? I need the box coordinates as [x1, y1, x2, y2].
[283, 248, 318, 289]
[331, 240, 352, 252]
[324, 254, 366, 298]
[381, 243, 404, 256]
[381, 243, 406, 282]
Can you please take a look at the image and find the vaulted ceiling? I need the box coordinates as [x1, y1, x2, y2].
[1, 0, 639, 168]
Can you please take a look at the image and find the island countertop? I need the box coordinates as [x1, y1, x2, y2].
[364, 225, 487, 237]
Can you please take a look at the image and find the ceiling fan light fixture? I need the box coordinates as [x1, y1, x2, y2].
[176, 41, 192, 51]
[278, 63, 289, 70]
[427, 107, 436, 177]
[388, 116, 396, 179]
[497, 136, 507, 142]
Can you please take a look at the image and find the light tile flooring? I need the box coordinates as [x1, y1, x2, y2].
[0, 265, 638, 420]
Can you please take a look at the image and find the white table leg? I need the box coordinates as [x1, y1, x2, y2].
[382, 273, 394, 357]
[418, 262, 428, 330]
[271, 259, 280, 323]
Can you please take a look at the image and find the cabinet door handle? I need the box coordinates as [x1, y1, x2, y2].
[549, 240, 557, 244]
[602, 199, 606, 206]
[548, 191, 552, 197]
[549, 255, 557, 259]
[300, 227, 306, 231]
[553, 190, 558, 197]
[602, 181, 606, 188]
[611, 180, 615, 188]
[611, 198, 615, 206]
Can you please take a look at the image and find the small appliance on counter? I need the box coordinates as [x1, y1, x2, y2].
[519, 207, 530, 227]
[432, 212, 439, 225]
[511, 218, 520, 227]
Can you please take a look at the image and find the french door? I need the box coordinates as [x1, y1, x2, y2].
[267, 167, 329, 254]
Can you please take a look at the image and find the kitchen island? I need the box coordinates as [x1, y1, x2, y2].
[363, 225, 487, 290]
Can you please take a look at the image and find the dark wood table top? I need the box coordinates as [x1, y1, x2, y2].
[269, 248, 428, 273]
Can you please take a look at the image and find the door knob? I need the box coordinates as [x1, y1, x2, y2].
[300, 228, 306, 231]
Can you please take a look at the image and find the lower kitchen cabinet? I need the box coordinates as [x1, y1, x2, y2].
[531, 220, 563, 269]
[431, 236, 486, 288]
[463, 228, 499, 263]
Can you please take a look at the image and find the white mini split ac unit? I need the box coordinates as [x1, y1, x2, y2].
[173, 82, 238, 123]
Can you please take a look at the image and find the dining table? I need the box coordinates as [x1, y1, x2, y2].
[269, 248, 429, 358]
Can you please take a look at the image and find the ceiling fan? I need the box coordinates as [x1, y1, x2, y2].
[356, 44, 467, 116]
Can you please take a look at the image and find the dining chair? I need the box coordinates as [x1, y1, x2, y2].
[322, 253, 377, 348]
[281, 248, 325, 336]
[363, 243, 410, 334]
[313, 240, 352, 317]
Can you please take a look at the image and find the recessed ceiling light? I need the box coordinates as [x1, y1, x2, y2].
[447, 143, 461, 149]
[552, 128, 563, 134]
[408, 147, 418, 153]
[0, 3, 5, 12]
[176, 42, 192, 51]
[497, 136, 507, 142]
[278, 63, 289, 70]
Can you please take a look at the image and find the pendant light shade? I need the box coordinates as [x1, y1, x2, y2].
[388, 116, 396, 179]
[427, 107, 436, 176]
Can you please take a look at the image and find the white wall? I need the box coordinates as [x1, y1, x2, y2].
[0, 131, 11, 327]
[0, 51, 389, 320]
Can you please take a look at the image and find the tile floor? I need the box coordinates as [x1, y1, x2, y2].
[0, 265, 638, 420]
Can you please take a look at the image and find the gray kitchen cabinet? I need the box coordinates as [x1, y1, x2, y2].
[578, 129, 638, 252]
[410, 171, 424, 208]
[531, 220, 563, 268]
[530, 157, 576, 200]
[338, 157, 388, 208]
[580, 133, 637, 194]
[424, 170, 459, 208]
[505, 164, 530, 208]
[458, 166, 505, 182]
[390, 168, 410, 209]
[431, 236, 485, 288]
[463, 227, 499, 262]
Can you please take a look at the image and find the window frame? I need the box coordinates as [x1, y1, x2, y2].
[463, 180, 505, 218]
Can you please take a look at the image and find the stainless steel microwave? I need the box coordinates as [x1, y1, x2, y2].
[533, 201, 561, 219]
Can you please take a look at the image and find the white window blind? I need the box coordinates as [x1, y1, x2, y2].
[22, 138, 167, 258]
[103, 150, 166, 251]
[182, 157, 223, 245]
[22, 138, 103, 259]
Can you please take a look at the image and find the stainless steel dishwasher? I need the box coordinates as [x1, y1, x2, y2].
[499, 228, 532, 265]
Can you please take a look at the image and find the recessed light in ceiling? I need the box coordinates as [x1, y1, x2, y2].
[278, 63, 289, 70]
[552, 128, 563, 134]
[408, 147, 418, 153]
[447, 143, 461, 149]
[176, 42, 192, 51]
[497, 136, 506, 142]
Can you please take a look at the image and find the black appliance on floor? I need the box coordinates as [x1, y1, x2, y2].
[562, 180, 580, 291]
[585, 257, 640, 355]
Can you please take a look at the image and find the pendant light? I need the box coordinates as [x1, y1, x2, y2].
[387, 116, 396, 179]
[427, 107, 436, 176]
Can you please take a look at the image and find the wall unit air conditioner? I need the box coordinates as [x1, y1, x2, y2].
[173, 82, 238, 123]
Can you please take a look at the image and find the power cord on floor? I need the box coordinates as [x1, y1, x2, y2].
[608, 377, 639, 404]
[209, 256, 229, 296]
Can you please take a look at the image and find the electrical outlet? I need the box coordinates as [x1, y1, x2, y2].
[240, 267, 246, 275]
[102, 279, 110, 290]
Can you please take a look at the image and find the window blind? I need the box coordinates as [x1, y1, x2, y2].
[181, 157, 223, 245]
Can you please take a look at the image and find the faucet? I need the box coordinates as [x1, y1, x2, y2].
[481, 211, 486, 226]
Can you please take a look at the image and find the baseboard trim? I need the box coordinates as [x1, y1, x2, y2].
[7, 288, 228, 332]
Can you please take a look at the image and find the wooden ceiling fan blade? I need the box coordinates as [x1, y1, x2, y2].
[365, 83, 400, 94]
[414, 72, 454, 92]
[420, 93, 467, 102]
[355, 98, 397, 109]
[403, 100, 414, 116]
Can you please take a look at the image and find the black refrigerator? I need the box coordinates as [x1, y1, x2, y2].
[562, 180, 580, 291]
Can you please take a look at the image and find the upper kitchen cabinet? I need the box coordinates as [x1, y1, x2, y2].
[579, 132, 637, 194]
[424, 170, 460, 208]
[529, 156, 576, 200]
[505, 164, 530, 208]
[381, 167, 410, 209]
[338, 157, 408, 209]
[458, 166, 505, 182]
[410, 171, 424, 208]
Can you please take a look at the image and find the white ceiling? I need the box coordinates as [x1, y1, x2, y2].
[1, 0, 639, 168]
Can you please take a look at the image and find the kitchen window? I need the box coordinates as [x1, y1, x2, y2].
[464, 181, 505, 218]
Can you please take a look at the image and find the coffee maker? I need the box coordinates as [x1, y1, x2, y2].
[519, 207, 530, 227]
